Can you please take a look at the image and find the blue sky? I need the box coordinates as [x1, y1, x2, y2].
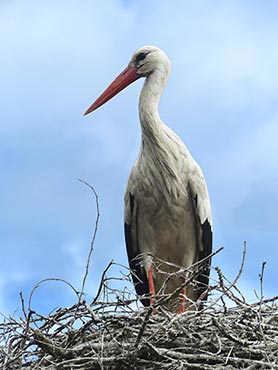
[1, 0, 277, 316]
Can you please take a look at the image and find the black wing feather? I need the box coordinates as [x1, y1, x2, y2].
[192, 193, 213, 301]
[196, 218, 212, 299]
[124, 192, 150, 306]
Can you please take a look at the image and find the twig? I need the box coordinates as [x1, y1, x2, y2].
[92, 260, 114, 305]
[134, 306, 153, 348]
[259, 261, 267, 305]
[78, 179, 100, 302]
[28, 277, 79, 312]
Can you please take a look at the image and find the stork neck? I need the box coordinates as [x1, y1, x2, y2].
[139, 69, 168, 140]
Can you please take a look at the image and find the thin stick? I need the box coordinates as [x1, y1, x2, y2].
[92, 260, 114, 305]
[28, 277, 79, 312]
[78, 179, 100, 302]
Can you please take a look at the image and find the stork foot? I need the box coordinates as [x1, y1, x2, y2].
[178, 279, 186, 314]
[147, 265, 156, 306]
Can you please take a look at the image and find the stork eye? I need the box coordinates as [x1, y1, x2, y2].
[135, 52, 147, 64]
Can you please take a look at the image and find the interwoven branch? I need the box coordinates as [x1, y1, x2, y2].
[1, 263, 278, 370]
[1, 185, 277, 369]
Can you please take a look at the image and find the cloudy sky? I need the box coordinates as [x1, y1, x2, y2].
[1, 0, 277, 316]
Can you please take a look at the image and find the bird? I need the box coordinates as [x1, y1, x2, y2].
[84, 46, 212, 312]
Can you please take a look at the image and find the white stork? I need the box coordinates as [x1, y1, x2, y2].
[84, 46, 212, 312]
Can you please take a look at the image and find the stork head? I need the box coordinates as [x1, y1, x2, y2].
[128, 45, 171, 78]
[84, 45, 170, 115]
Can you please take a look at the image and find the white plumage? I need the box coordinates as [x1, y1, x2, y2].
[85, 46, 212, 312]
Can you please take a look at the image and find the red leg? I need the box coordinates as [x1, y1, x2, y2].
[147, 265, 156, 305]
[178, 279, 186, 314]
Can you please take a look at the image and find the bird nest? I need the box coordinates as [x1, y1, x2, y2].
[1, 255, 278, 370]
[1, 185, 278, 369]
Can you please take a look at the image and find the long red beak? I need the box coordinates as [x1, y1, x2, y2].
[84, 66, 141, 116]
